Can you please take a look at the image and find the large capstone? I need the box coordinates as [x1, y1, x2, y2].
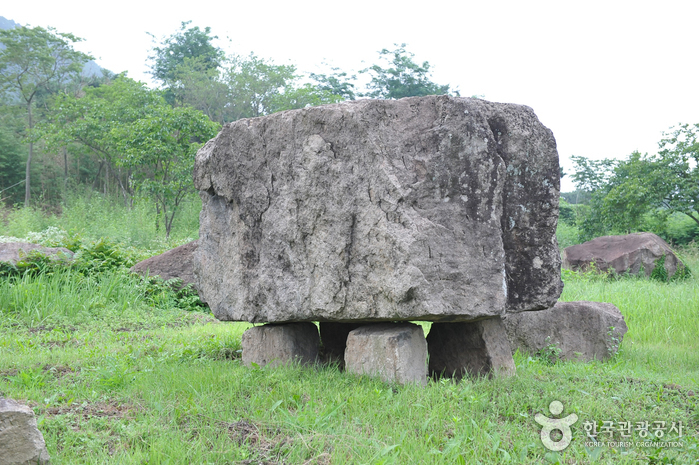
[194, 95, 562, 323]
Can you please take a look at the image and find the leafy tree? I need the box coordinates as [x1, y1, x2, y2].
[361, 44, 454, 99]
[41, 76, 163, 201]
[310, 65, 357, 100]
[113, 104, 220, 237]
[170, 57, 229, 124]
[148, 21, 224, 105]
[41, 76, 220, 236]
[0, 25, 92, 206]
[571, 124, 699, 241]
[224, 53, 297, 120]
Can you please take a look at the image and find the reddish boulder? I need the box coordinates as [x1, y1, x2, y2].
[131, 240, 198, 288]
[562, 232, 686, 278]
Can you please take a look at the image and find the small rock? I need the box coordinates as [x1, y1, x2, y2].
[562, 232, 686, 279]
[241, 323, 319, 368]
[0, 397, 50, 465]
[503, 301, 628, 361]
[427, 317, 516, 379]
[344, 323, 428, 386]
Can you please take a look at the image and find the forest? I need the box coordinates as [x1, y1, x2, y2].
[1, 19, 697, 465]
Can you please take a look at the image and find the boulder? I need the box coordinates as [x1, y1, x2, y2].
[131, 241, 198, 289]
[344, 323, 428, 385]
[194, 95, 562, 323]
[0, 242, 73, 265]
[503, 301, 628, 361]
[562, 232, 686, 279]
[0, 398, 50, 465]
[241, 323, 319, 368]
[427, 318, 516, 379]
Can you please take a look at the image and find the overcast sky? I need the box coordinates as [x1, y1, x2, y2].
[4, 1, 698, 192]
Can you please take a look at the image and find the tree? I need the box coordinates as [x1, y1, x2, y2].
[42, 76, 220, 237]
[0, 25, 92, 206]
[310, 65, 357, 100]
[571, 124, 699, 240]
[361, 44, 454, 99]
[148, 21, 224, 105]
[113, 104, 220, 237]
[224, 53, 297, 120]
[41, 76, 163, 202]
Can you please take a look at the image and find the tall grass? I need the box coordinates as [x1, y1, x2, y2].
[0, 268, 149, 325]
[1, 187, 201, 249]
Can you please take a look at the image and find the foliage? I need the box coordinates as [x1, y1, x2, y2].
[0, 124, 24, 204]
[535, 336, 561, 365]
[112, 103, 219, 237]
[309, 65, 357, 100]
[571, 124, 699, 242]
[41, 76, 219, 237]
[147, 21, 224, 105]
[0, 25, 92, 206]
[361, 44, 454, 99]
[0, 229, 207, 321]
[223, 53, 297, 119]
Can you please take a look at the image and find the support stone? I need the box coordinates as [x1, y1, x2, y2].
[241, 323, 319, 368]
[344, 323, 428, 386]
[427, 317, 515, 379]
[318, 322, 363, 368]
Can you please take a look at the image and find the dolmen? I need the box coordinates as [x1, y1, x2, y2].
[193, 95, 564, 384]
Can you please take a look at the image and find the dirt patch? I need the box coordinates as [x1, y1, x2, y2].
[0, 368, 19, 379]
[42, 364, 75, 377]
[44, 400, 139, 420]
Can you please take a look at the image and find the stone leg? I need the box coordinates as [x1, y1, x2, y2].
[344, 323, 427, 386]
[318, 322, 363, 368]
[427, 317, 515, 379]
[241, 322, 319, 368]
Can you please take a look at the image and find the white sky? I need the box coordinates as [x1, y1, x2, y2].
[4, 1, 698, 192]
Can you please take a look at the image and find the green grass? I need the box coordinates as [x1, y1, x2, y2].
[0, 218, 697, 463]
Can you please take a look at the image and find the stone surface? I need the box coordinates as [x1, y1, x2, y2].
[194, 95, 562, 323]
[0, 398, 50, 465]
[503, 301, 628, 361]
[0, 242, 73, 265]
[345, 323, 428, 385]
[131, 240, 198, 289]
[427, 318, 516, 379]
[318, 322, 363, 367]
[562, 232, 685, 278]
[241, 323, 319, 368]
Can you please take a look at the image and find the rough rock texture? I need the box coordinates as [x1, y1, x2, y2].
[0, 242, 73, 265]
[503, 301, 628, 361]
[0, 398, 50, 465]
[562, 232, 685, 278]
[194, 95, 562, 323]
[241, 323, 319, 368]
[318, 322, 363, 367]
[427, 318, 516, 379]
[131, 241, 198, 289]
[344, 323, 427, 385]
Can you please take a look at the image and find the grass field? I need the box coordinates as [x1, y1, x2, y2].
[1, 222, 697, 464]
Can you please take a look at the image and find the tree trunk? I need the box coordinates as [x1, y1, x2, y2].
[24, 103, 33, 207]
[63, 146, 68, 193]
